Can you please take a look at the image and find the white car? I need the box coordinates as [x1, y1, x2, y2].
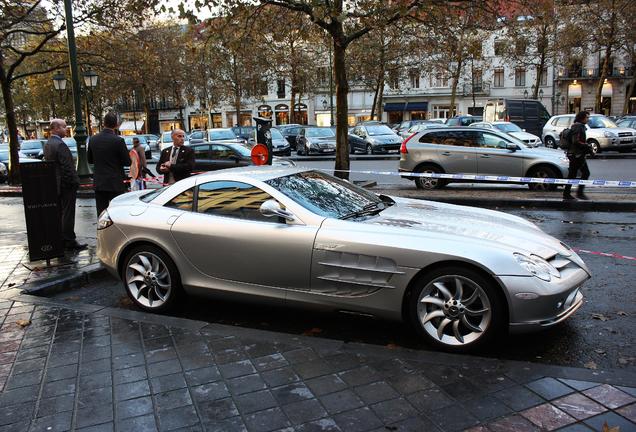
[470, 121, 543, 147]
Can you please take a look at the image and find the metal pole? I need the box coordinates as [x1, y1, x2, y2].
[63, 0, 91, 182]
[329, 42, 334, 126]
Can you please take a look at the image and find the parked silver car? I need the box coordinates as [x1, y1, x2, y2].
[470, 121, 543, 147]
[399, 127, 570, 190]
[97, 166, 590, 352]
[349, 124, 403, 154]
[542, 114, 636, 154]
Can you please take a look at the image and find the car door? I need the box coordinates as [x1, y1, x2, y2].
[170, 180, 318, 289]
[209, 144, 241, 170]
[192, 144, 213, 172]
[476, 131, 524, 176]
[427, 130, 479, 174]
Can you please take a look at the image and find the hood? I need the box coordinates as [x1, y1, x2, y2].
[509, 131, 540, 141]
[272, 138, 290, 148]
[370, 134, 402, 144]
[520, 146, 566, 158]
[308, 137, 336, 144]
[589, 127, 635, 136]
[344, 197, 572, 260]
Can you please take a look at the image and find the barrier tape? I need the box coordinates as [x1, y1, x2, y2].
[324, 169, 636, 188]
[573, 248, 636, 262]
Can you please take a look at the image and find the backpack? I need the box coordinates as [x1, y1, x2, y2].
[559, 128, 572, 150]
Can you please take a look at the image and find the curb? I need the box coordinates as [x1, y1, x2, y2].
[3, 286, 636, 387]
[20, 262, 108, 296]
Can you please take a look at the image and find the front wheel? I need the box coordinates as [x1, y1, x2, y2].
[544, 136, 556, 149]
[527, 165, 558, 191]
[409, 266, 504, 352]
[123, 245, 182, 312]
[588, 140, 600, 156]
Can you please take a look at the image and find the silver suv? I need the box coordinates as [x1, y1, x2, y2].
[542, 114, 635, 154]
[399, 127, 569, 190]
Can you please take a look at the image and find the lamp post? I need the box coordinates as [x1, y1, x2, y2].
[538, 88, 544, 101]
[523, 89, 529, 99]
[82, 69, 98, 136]
[62, 0, 91, 183]
[553, 91, 562, 114]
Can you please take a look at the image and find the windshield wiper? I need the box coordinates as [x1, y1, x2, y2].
[340, 202, 386, 220]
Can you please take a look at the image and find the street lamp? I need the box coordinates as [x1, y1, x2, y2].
[53, 72, 67, 92]
[322, 98, 328, 111]
[82, 69, 98, 89]
[538, 88, 544, 100]
[523, 89, 529, 99]
[82, 69, 99, 135]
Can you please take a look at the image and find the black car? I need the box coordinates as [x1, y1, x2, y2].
[278, 124, 303, 150]
[191, 142, 295, 172]
[349, 124, 402, 154]
[446, 115, 483, 127]
[296, 127, 336, 156]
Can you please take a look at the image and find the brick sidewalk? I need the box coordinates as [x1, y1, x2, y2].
[0, 292, 634, 432]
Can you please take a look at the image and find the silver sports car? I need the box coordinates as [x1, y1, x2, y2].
[97, 166, 590, 351]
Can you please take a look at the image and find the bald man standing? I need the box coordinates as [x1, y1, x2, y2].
[157, 129, 194, 184]
[44, 119, 86, 251]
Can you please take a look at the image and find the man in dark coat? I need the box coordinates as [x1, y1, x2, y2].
[43, 118, 86, 250]
[563, 111, 591, 200]
[88, 112, 131, 216]
[157, 129, 194, 184]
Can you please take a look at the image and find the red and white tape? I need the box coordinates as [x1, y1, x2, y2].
[573, 248, 636, 262]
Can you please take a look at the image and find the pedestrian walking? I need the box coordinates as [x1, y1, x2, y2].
[87, 112, 131, 216]
[156, 129, 194, 184]
[43, 119, 86, 251]
[129, 137, 148, 191]
[563, 111, 591, 201]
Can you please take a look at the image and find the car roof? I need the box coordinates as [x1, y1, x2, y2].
[194, 165, 310, 183]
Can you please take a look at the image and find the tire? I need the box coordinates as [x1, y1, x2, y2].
[414, 164, 445, 190]
[544, 136, 556, 149]
[409, 266, 504, 352]
[349, 144, 355, 154]
[122, 245, 182, 312]
[527, 165, 559, 191]
[587, 140, 600, 156]
[296, 144, 304, 156]
[366, 144, 373, 155]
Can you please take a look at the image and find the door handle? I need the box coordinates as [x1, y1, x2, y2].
[480, 155, 491, 158]
[441, 152, 452, 156]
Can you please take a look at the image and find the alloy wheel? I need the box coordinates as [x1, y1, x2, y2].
[125, 252, 172, 308]
[416, 275, 492, 346]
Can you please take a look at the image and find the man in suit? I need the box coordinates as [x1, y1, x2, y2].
[157, 129, 194, 184]
[87, 112, 131, 216]
[43, 118, 86, 250]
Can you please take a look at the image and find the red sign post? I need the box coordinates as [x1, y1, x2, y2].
[251, 144, 269, 166]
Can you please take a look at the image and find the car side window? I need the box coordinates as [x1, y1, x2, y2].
[455, 131, 481, 147]
[197, 181, 281, 223]
[551, 118, 559, 126]
[420, 131, 449, 144]
[193, 145, 210, 159]
[210, 144, 233, 160]
[555, 117, 571, 127]
[481, 132, 509, 149]
[165, 188, 195, 211]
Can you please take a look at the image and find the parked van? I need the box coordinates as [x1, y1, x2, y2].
[484, 99, 551, 138]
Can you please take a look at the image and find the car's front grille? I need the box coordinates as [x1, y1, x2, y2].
[319, 143, 335, 149]
[618, 132, 633, 137]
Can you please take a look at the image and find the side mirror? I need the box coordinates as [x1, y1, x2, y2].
[260, 199, 295, 222]
[506, 143, 518, 151]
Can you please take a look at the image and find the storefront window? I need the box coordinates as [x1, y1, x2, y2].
[388, 112, 403, 124]
[212, 114, 222, 128]
[240, 112, 252, 126]
[275, 104, 289, 125]
[189, 115, 208, 131]
[258, 105, 273, 119]
[410, 111, 427, 120]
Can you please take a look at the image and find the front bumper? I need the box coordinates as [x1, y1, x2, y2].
[372, 143, 401, 153]
[96, 224, 128, 279]
[502, 264, 590, 333]
[597, 136, 635, 150]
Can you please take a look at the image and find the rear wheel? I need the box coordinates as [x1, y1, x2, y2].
[123, 245, 182, 312]
[527, 165, 558, 191]
[544, 136, 556, 149]
[414, 164, 445, 190]
[409, 266, 504, 352]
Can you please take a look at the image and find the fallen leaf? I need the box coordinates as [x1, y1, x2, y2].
[617, 311, 628, 316]
[302, 328, 322, 336]
[386, 343, 400, 350]
[592, 313, 609, 321]
[583, 361, 597, 370]
[65, 296, 81, 301]
[15, 320, 31, 328]
[118, 296, 134, 307]
[602, 421, 620, 432]
[8, 283, 15, 287]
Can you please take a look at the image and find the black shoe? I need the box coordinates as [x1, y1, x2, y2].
[576, 193, 590, 200]
[65, 241, 87, 251]
[563, 194, 577, 201]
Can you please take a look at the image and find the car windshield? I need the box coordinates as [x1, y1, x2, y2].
[271, 128, 284, 139]
[494, 123, 523, 133]
[366, 125, 394, 136]
[305, 128, 335, 138]
[265, 170, 382, 219]
[20, 140, 43, 150]
[588, 116, 617, 129]
[209, 130, 236, 140]
[162, 132, 173, 143]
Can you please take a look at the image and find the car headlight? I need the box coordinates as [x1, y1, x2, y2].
[603, 130, 615, 138]
[513, 253, 560, 281]
[559, 157, 570, 165]
[97, 210, 113, 230]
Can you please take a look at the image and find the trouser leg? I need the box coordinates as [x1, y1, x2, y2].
[577, 160, 591, 196]
[59, 188, 77, 242]
[95, 191, 122, 217]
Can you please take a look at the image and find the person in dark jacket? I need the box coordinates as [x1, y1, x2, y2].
[563, 111, 591, 200]
[87, 112, 131, 216]
[156, 129, 194, 184]
[43, 118, 86, 250]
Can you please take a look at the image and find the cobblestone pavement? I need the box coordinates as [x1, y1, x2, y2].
[0, 292, 634, 432]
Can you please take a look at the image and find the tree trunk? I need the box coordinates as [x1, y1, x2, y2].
[449, 67, 461, 116]
[333, 36, 350, 180]
[595, 48, 612, 113]
[289, 78, 296, 124]
[623, 74, 635, 114]
[376, 78, 384, 121]
[0, 60, 21, 185]
[534, 52, 547, 99]
[370, 79, 380, 121]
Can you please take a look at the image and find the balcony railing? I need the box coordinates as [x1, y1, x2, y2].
[557, 67, 633, 80]
[462, 82, 491, 96]
[114, 98, 180, 112]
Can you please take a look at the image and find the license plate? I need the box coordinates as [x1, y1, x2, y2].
[322, 149, 332, 152]
[389, 149, 399, 154]
[621, 140, 631, 144]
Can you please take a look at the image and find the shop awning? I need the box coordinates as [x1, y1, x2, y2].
[407, 102, 428, 111]
[119, 121, 144, 132]
[384, 103, 405, 112]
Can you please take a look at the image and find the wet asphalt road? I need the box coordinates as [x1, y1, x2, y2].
[37, 205, 635, 372]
